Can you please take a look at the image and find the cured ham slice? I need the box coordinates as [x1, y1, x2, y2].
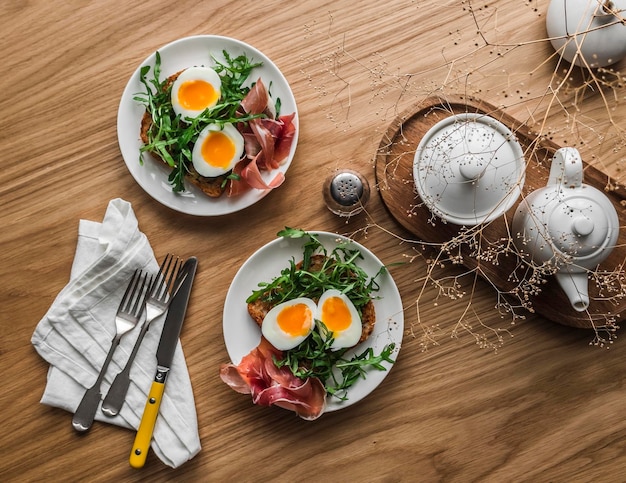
[220, 337, 327, 420]
[248, 113, 296, 170]
[225, 78, 296, 196]
[273, 113, 296, 166]
[225, 156, 285, 197]
[240, 78, 274, 118]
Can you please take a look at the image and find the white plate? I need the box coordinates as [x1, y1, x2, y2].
[223, 232, 404, 413]
[117, 35, 299, 216]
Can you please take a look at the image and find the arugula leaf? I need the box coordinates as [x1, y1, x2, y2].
[274, 321, 396, 401]
[221, 172, 241, 189]
[247, 227, 386, 314]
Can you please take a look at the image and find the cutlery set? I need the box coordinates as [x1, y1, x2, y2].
[71, 253, 197, 468]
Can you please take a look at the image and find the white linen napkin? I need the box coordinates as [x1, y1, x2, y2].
[31, 198, 201, 468]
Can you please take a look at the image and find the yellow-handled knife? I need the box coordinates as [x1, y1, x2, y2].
[129, 256, 197, 469]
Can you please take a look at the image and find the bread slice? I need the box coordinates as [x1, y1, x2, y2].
[247, 254, 376, 345]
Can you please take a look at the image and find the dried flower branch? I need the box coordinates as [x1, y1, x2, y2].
[302, 1, 625, 349]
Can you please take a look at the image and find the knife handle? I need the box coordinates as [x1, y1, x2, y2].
[129, 377, 165, 468]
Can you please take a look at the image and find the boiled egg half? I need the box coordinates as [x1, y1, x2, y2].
[317, 289, 362, 350]
[262, 297, 317, 350]
[191, 123, 244, 178]
[170, 66, 221, 120]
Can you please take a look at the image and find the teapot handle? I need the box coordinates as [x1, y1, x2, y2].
[548, 147, 583, 188]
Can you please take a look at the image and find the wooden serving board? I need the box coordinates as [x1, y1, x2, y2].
[374, 95, 626, 329]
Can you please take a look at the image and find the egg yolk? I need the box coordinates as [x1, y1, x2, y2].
[320, 296, 352, 332]
[277, 303, 313, 336]
[200, 131, 236, 169]
[177, 79, 219, 111]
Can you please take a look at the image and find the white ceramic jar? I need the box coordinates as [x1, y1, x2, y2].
[413, 113, 526, 226]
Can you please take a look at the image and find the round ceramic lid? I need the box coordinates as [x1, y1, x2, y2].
[547, 191, 615, 260]
[413, 113, 526, 225]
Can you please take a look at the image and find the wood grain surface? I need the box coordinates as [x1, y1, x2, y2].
[2, 1, 626, 481]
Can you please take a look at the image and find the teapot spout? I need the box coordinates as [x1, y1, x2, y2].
[555, 271, 589, 312]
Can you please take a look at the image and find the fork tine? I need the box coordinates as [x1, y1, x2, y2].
[130, 273, 151, 316]
[119, 269, 141, 313]
[164, 257, 183, 297]
[119, 270, 150, 316]
[170, 268, 189, 300]
[151, 254, 173, 299]
[151, 254, 183, 301]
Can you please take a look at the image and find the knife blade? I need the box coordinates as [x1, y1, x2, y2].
[129, 256, 198, 469]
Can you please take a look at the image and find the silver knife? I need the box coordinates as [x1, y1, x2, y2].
[129, 256, 198, 469]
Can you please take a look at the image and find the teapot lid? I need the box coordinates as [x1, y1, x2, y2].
[413, 113, 526, 225]
[547, 189, 616, 259]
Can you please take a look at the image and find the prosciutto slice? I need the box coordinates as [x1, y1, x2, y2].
[220, 337, 327, 420]
[273, 113, 296, 166]
[240, 77, 275, 118]
[225, 78, 296, 196]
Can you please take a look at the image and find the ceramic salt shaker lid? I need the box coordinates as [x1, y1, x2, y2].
[413, 113, 526, 225]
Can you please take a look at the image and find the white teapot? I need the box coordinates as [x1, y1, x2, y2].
[546, 0, 626, 68]
[512, 147, 619, 311]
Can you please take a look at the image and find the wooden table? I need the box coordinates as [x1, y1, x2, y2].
[2, 1, 626, 481]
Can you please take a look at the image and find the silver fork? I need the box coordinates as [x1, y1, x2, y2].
[72, 269, 150, 432]
[101, 254, 183, 417]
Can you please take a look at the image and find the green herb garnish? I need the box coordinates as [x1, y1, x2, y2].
[252, 227, 395, 401]
[221, 172, 241, 189]
[247, 227, 385, 316]
[274, 321, 396, 401]
[134, 50, 264, 192]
